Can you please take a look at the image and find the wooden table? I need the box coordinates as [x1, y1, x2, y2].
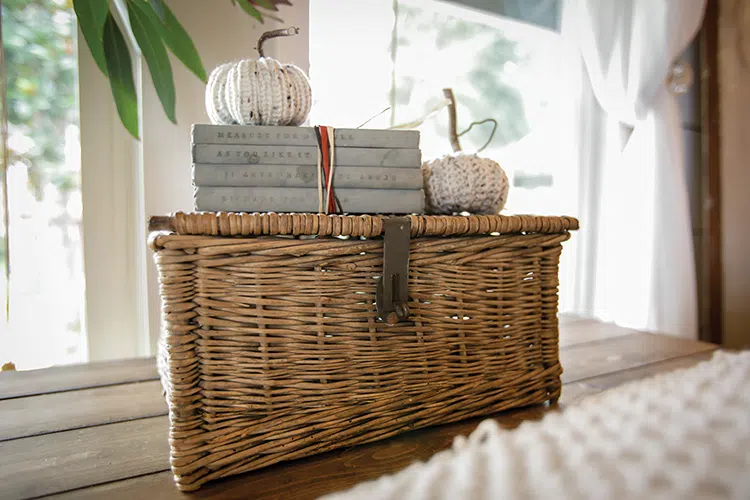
[0, 317, 717, 500]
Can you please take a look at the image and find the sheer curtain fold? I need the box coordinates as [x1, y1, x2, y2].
[562, 0, 706, 338]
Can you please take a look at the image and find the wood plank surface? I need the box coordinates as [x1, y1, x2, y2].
[0, 416, 170, 499]
[41, 405, 550, 500]
[558, 318, 637, 347]
[557, 314, 590, 326]
[0, 320, 637, 445]
[0, 318, 715, 499]
[0, 380, 166, 441]
[558, 349, 717, 405]
[0, 328, 698, 446]
[0, 316, 584, 402]
[44, 349, 718, 500]
[0, 357, 158, 400]
[559, 332, 716, 383]
[5, 330, 713, 500]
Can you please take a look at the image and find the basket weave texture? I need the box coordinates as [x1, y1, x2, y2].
[149, 211, 578, 491]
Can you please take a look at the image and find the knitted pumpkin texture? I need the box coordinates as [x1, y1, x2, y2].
[204, 27, 312, 127]
[422, 153, 509, 215]
[205, 57, 311, 127]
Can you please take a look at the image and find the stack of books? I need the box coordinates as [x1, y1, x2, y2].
[190, 124, 425, 214]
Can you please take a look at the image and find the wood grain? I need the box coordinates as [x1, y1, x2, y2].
[558, 318, 635, 347]
[557, 314, 589, 325]
[699, 0, 723, 345]
[23, 331, 714, 499]
[44, 349, 719, 500]
[0, 380, 166, 441]
[43, 405, 550, 500]
[0, 324, 673, 444]
[0, 416, 170, 499]
[0, 357, 158, 400]
[558, 349, 717, 405]
[0, 320, 636, 446]
[559, 332, 716, 383]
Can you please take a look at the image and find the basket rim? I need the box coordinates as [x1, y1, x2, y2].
[148, 212, 578, 238]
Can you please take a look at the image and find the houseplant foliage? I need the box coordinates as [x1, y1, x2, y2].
[72, 0, 292, 139]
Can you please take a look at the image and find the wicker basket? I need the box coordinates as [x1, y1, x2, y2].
[148, 211, 578, 491]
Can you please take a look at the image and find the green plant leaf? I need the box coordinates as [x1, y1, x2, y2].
[148, 0, 165, 21]
[237, 1, 263, 22]
[251, 0, 277, 11]
[156, 2, 207, 82]
[73, 0, 110, 75]
[264, 0, 293, 7]
[127, 0, 176, 123]
[103, 13, 139, 139]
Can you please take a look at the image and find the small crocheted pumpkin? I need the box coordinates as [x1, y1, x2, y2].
[205, 27, 311, 127]
[422, 88, 509, 215]
[422, 154, 509, 215]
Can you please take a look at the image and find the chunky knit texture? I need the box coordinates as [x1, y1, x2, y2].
[422, 153, 509, 215]
[323, 350, 750, 500]
[205, 57, 311, 126]
[205, 61, 234, 125]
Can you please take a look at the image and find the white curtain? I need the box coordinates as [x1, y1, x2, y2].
[562, 0, 706, 338]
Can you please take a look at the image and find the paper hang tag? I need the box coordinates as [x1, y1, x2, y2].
[388, 98, 452, 130]
[355, 98, 451, 131]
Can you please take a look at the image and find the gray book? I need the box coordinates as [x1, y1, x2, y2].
[192, 164, 424, 190]
[191, 124, 420, 149]
[192, 144, 421, 168]
[194, 186, 425, 214]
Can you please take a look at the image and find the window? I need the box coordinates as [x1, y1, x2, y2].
[310, 0, 580, 310]
[1, 0, 85, 370]
[0, 0, 585, 370]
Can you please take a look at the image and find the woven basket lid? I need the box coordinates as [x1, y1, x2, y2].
[148, 212, 579, 238]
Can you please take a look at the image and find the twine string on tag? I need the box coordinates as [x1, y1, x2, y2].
[388, 98, 451, 130]
[314, 125, 340, 214]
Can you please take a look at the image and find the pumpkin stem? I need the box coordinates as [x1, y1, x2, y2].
[257, 26, 300, 58]
[458, 118, 498, 153]
[443, 88, 461, 153]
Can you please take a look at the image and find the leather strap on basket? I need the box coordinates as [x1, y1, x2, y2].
[376, 217, 411, 325]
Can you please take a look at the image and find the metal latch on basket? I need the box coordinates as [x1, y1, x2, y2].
[376, 217, 411, 325]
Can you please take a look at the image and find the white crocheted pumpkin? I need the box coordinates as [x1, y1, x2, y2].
[422, 154, 509, 215]
[205, 27, 311, 127]
[421, 89, 510, 215]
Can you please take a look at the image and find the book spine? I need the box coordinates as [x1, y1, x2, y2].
[192, 164, 424, 190]
[194, 186, 425, 214]
[192, 144, 421, 168]
[191, 124, 420, 149]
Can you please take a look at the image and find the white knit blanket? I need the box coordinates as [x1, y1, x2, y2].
[322, 351, 750, 500]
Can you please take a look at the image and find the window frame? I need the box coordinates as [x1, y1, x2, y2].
[78, 18, 150, 362]
[78, 0, 311, 361]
